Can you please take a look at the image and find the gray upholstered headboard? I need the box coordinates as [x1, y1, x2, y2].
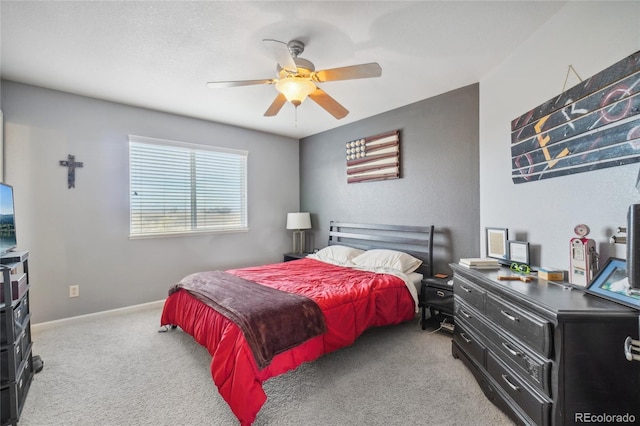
[327, 221, 434, 277]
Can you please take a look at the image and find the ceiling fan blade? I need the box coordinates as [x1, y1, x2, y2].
[264, 93, 288, 117]
[313, 63, 382, 82]
[262, 39, 297, 73]
[308, 88, 349, 119]
[206, 79, 275, 89]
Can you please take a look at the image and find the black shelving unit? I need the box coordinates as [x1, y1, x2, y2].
[1, 251, 33, 426]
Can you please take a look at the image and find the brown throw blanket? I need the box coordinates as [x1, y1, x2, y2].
[169, 271, 327, 369]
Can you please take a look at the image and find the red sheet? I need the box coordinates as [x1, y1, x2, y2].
[160, 258, 416, 425]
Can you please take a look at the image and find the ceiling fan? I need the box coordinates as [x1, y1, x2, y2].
[206, 39, 382, 119]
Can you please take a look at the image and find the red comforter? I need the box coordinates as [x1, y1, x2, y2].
[160, 258, 416, 425]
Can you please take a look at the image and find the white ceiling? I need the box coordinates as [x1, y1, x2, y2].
[0, 1, 566, 139]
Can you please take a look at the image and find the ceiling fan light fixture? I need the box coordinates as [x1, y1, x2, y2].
[275, 77, 316, 106]
[208, 39, 380, 119]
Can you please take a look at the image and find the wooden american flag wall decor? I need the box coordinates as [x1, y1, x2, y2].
[346, 130, 400, 184]
[511, 50, 640, 184]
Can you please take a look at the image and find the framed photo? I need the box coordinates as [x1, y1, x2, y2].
[485, 227, 508, 261]
[507, 240, 530, 265]
[586, 258, 640, 309]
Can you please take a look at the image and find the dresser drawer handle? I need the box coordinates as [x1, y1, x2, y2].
[460, 333, 472, 344]
[501, 374, 520, 391]
[500, 310, 519, 322]
[459, 308, 472, 319]
[624, 336, 640, 362]
[460, 285, 472, 293]
[501, 341, 522, 357]
[436, 290, 446, 297]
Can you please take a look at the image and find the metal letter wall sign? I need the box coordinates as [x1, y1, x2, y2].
[511, 50, 640, 184]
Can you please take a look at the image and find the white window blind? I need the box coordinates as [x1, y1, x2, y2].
[129, 135, 248, 238]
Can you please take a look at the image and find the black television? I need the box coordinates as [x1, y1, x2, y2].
[0, 183, 17, 255]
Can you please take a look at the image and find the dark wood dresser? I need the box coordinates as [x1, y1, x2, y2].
[451, 263, 639, 426]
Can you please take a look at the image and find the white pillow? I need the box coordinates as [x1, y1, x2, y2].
[307, 245, 365, 265]
[352, 249, 423, 274]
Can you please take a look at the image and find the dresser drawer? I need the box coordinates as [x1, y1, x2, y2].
[454, 275, 486, 311]
[487, 351, 551, 426]
[453, 321, 486, 367]
[483, 325, 551, 396]
[423, 286, 454, 314]
[454, 297, 485, 333]
[14, 295, 30, 328]
[456, 297, 551, 395]
[486, 293, 552, 358]
[0, 297, 31, 346]
[0, 329, 29, 382]
[0, 352, 33, 424]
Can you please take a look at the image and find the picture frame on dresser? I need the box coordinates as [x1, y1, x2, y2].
[485, 227, 508, 262]
[506, 240, 530, 265]
[586, 257, 640, 309]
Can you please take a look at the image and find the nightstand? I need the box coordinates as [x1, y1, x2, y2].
[419, 276, 454, 331]
[283, 252, 308, 262]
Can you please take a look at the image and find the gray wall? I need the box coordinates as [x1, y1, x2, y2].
[300, 84, 480, 275]
[5, 2, 636, 323]
[480, 1, 640, 270]
[2, 81, 299, 323]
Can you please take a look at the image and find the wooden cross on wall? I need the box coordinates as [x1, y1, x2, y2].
[59, 154, 83, 189]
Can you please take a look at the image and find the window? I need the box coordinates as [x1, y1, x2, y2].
[129, 135, 248, 238]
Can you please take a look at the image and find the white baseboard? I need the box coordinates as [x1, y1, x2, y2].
[31, 300, 165, 333]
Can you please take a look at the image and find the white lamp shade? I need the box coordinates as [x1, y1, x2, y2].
[286, 212, 311, 230]
[275, 78, 316, 106]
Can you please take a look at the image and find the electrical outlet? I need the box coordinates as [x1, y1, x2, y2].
[69, 285, 80, 298]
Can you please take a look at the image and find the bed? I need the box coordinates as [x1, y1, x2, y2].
[160, 221, 434, 425]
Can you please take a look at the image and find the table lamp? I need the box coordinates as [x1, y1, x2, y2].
[286, 212, 312, 254]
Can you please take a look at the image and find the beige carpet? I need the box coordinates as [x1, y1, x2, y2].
[18, 305, 514, 425]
